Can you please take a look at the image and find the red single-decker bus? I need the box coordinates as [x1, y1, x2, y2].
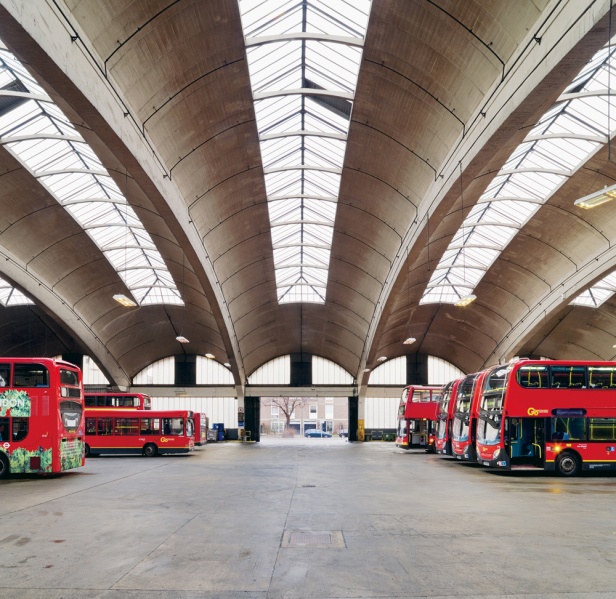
[476, 359, 616, 476]
[0, 358, 84, 478]
[84, 409, 195, 457]
[395, 385, 441, 451]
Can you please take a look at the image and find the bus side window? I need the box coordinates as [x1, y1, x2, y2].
[86, 418, 97, 435]
[14, 363, 49, 387]
[0, 417, 8, 441]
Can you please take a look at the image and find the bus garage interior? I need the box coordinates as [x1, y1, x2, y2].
[4, 1, 616, 598]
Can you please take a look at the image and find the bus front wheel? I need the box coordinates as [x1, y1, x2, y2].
[556, 452, 581, 477]
[0, 453, 9, 479]
[143, 443, 158, 457]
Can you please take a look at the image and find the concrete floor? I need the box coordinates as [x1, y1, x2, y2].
[1, 437, 616, 598]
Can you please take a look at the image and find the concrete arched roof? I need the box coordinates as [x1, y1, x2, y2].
[0, 1, 613, 390]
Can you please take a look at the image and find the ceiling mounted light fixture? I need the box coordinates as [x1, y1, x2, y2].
[205, 353, 215, 359]
[113, 294, 136, 307]
[377, 356, 387, 362]
[176, 335, 189, 343]
[403, 337, 416, 345]
[575, 183, 616, 209]
[455, 294, 477, 307]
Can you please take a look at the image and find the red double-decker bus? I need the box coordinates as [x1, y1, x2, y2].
[84, 409, 195, 457]
[0, 357, 84, 478]
[395, 385, 442, 451]
[434, 378, 463, 455]
[476, 359, 616, 476]
[451, 370, 488, 462]
[85, 392, 151, 410]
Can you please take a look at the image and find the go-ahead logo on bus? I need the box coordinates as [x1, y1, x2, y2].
[160, 437, 174, 443]
[527, 407, 549, 416]
[0, 390, 31, 417]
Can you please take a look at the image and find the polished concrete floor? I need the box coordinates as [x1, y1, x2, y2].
[1, 436, 616, 598]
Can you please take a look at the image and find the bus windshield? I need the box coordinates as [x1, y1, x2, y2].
[477, 416, 500, 445]
[481, 366, 511, 411]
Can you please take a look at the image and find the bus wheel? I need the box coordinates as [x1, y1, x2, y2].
[556, 452, 581, 477]
[143, 443, 158, 457]
[84, 444, 91, 458]
[0, 453, 9, 479]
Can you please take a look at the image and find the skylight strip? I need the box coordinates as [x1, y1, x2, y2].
[421, 40, 616, 306]
[571, 271, 616, 307]
[0, 276, 33, 306]
[0, 43, 183, 307]
[240, 0, 371, 305]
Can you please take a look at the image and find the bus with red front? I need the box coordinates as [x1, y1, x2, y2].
[476, 359, 616, 476]
[84, 409, 195, 457]
[451, 370, 488, 462]
[194, 412, 209, 446]
[395, 385, 441, 451]
[434, 377, 463, 455]
[85, 392, 151, 410]
[0, 357, 84, 478]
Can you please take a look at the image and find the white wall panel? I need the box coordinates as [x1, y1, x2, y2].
[312, 356, 353, 384]
[133, 357, 175, 384]
[364, 397, 399, 429]
[428, 356, 465, 384]
[196, 356, 234, 384]
[369, 357, 406, 385]
[83, 355, 109, 385]
[248, 355, 290, 385]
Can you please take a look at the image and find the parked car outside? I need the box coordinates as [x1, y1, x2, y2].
[339, 429, 348, 437]
[305, 429, 332, 438]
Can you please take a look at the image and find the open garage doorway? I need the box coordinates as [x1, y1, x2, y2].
[260, 396, 349, 439]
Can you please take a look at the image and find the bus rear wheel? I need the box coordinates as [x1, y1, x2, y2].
[143, 443, 158, 457]
[84, 443, 91, 457]
[556, 452, 581, 477]
[0, 453, 9, 479]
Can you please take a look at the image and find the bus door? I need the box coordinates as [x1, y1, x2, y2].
[507, 418, 545, 466]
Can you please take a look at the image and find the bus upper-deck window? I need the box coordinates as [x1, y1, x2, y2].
[0, 364, 9, 387]
[60, 369, 79, 387]
[14, 363, 49, 387]
[588, 367, 616, 389]
[517, 366, 548, 388]
[550, 365, 585, 388]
